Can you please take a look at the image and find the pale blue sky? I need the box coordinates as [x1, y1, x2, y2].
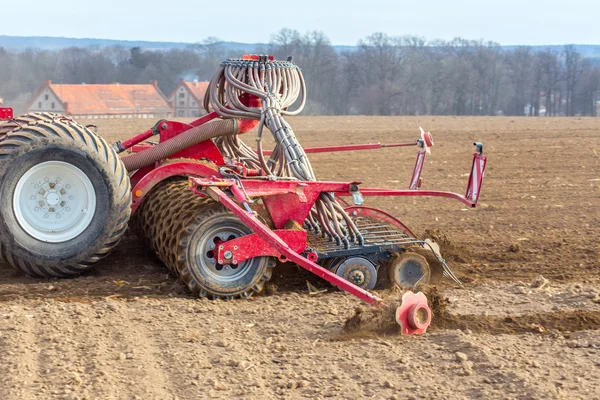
[1, 0, 598, 45]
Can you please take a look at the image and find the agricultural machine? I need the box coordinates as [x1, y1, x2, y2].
[0, 56, 486, 334]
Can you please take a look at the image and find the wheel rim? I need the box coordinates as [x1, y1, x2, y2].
[196, 225, 255, 282]
[13, 161, 97, 243]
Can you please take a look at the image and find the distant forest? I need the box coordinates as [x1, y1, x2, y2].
[1, 29, 599, 116]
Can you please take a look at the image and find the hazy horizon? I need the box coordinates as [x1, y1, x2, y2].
[2, 0, 598, 46]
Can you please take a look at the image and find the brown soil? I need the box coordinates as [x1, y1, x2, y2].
[0, 116, 599, 399]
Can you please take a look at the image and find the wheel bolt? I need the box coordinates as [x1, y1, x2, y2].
[66, 185, 71, 189]
[224, 250, 233, 260]
[56, 214, 61, 219]
[66, 207, 71, 212]
[69, 196, 74, 200]
[44, 214, 49, 218]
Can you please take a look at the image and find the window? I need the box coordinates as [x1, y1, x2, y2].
[179, 101, 184, 106]
[51, 102, 55, 109]
[179, 93, 185, 98]
[178, 110, 185, 117]
[45, 94, 49, 101]
[38, 102, 42, 108]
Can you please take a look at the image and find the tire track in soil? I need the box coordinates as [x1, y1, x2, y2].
[433, 331, 546, 399]
[98, 301, 178, 400]
[0, 309, 39, 400]
[36, 303, 121, 400]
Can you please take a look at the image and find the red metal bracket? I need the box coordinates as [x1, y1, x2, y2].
[466, 153, 487, 203]
[216, 230, 307, 265]
[0, 108, 13, 120]
[409, 149, 426, 190]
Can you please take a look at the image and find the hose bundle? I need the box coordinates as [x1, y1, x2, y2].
[204, 57, 362, 247]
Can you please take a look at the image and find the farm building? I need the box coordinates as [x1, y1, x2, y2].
[167, 79, 210, 118]
[27, 81, 173, 119]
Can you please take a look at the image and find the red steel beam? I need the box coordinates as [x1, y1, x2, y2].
[262, 141, 418, 155]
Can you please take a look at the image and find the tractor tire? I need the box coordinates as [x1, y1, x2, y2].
[0, 120, 131, 277]
[0, 112, 73, 142]
[136, 180, 275, 299]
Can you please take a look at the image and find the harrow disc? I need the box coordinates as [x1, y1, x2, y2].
[134, 180, 275, 299]
[388, 252, 431, 289]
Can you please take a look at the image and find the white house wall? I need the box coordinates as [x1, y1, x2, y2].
[29, 89, 65, 113]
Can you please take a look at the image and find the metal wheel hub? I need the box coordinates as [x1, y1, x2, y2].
[13, 161, 96, 243]
[198, 227, 253, 282]
[335, 257, 377, 290]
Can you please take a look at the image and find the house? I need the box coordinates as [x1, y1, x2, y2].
[168, 79, 210, 118]
[27, 81, 173, 119]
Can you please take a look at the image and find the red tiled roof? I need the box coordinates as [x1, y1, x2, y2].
[183, 81, 210, 102]
[168, 80, 210, 103]
[44, 81, 172, 115]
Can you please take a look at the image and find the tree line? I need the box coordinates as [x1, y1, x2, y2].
[1, 29, 599, 116]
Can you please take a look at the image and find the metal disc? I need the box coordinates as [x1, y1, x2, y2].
[389, 253, 431, 289]
[335, 257, 378, 290]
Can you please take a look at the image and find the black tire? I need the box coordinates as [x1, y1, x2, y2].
[135, 180, 275, 299]
[0, 120, 131, 277]
[0, 112, 73, 142]
[178, 208, 276, 299]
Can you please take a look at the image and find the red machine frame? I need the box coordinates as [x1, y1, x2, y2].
[0, 77, 487, 315]
[117, 109, 486, 307]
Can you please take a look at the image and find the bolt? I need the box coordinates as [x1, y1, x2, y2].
[65, 207, 71, 212]
[218, 260, 224, 264]
[44, 177, 49, 182]
[44, 214, 49, 218]
[66, 185, 71, 189]
[352, 211, 358, 216]
[56, 178, 60, 182]
[232, 260, 238, 265]
[210, 259, 216, 264]
[224, 250, 233, 260]
[69, 196, 74, 200]
[30, 195, 35, 200]
[233, 246, 238, 250]
[161, 123, 168, 130]
[56, 214, 61, 219]
[219, 245, 224, 250]
[209, 244, 215, 250]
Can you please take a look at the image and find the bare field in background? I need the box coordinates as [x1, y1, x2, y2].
[0, 116, 599, 399]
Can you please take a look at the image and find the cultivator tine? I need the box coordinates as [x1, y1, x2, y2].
[422, 239, 462, 285]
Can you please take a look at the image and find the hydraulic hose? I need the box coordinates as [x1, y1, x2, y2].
[122, 119, 236, 172]
[203, 57, 362, 247]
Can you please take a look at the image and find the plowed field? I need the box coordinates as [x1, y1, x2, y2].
[0, 116, 599, 399]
